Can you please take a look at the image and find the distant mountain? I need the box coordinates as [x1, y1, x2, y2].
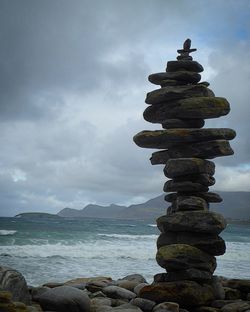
[15, 212, 62, 219]
[57, 191, 250, 221]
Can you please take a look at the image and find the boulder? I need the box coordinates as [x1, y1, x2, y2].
[150, 140, 234, 164]
[162, 118, 205, 129]
[157, 232, 225, 256]
[148, 71, 201, 85]
[157, 211, 227, 234]
[139, 281, 215, 307]
[164, 158, 215, 179]
[225, 279, 250, 293]
[134, 283, 149, 296]
[221, 301, 250, 312]
[143, 97, 230, 122]
[36, 285, 90, 312]
[0, 266, 31, 305]
[145, 85, 213, 105]
[156, 244, 216, 273]
[120, 274, 147, 284]
[133, 129, 235, 149]
[175, 196, 209, 211]
[102, 286, 136, 300]
[224, 287, 242, 300]
[166, 60, 204, 72]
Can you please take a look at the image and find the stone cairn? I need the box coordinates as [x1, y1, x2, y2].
[133, 39, 236, 307]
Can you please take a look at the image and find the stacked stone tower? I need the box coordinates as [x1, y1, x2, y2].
[133, 39, 236, 307]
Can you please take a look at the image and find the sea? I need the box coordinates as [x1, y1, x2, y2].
[0, 216, 250, 286]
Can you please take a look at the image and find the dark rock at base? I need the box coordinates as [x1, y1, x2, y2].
[221, 301, 250, 312]
[0, 266, 31, 305]
[164, 158, 215, 178]
[175, 196, 209, 211]
[145, 85, 214, 105]
[162, 118, 205, 129]
[36, 285, 90, 312]
[151, 140, 234, 164]
[224, 287, 242, 300]
[156, 244, 216, 273]
[194, 307, 220, 312]
[166, 60, 204, 72]
[157, 232, 226, 256]
[139, 281, 215, 307]
[154, 268, 213, 283]
[143, 97, 230, 122]
[164, 192, 223, 203]
[148, 71, 201, 85]
[225, 279, 250, 293]
[153, 302, 179, 312]
[163, 180, 209, 193]
[134, 128, 235, 149]
[157, 211, 227, 234]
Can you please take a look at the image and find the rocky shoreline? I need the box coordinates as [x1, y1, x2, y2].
[1, 266, 250, 312]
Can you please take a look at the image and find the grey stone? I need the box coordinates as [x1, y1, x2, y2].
[157, 211, 227, 234]
[162, 118, 205, 129]
[221, 301, 250, 312]
[156, 244, 216, 273]
[154, 269, 212, 283]
[148, 71, 201, 85]
[130, 297, 156, 311]
[0, 266, 31, 304]
[175, 196, 208, 211]
[150, 140, 234, 164]
[143, 97, 230, 122]
[145, 85, 214, 105]
[36, 285, 91, 312]
[163, 180, 209, 193]
[153, 301, 179, 312]
[164, 192, 223, 203]
[166, 60, 204, 72]
[157, 232, 226, 256]
[134, 283, 149, 296]
[134, 129, 235, 149]
[120, 274, 147, 284]
[164, 158, 215, 179]
[103, 286, 136, 300]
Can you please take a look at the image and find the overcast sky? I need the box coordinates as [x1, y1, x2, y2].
[0, 0, 249, 216]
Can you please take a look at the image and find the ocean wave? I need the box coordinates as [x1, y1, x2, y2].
[148, 224, 157, 227]
[0, 230, 17, 236]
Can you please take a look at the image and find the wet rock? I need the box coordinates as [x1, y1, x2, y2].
[157, 232, 226, 256]
[157, 211, 227, 234]
[151, 140, 234, 164]
[156, 244, 216, 273]
[145, 85, 213, 105]
[143, 97, 230, 122]
[0, 266, 31, 305]
[153, 301, 179, 312]
[164, 158, 215, 178]
[134, 129, 235, 149]
[103, 286, 136, 300]
[148, 71, 201, 85]
[225, 279, 250, 293]
[36, 285, 91, 312]
[139, 281, 215, 307]
[166, 60, 204, 72]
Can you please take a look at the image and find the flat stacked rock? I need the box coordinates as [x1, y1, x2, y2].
[133, 39, 236, 308]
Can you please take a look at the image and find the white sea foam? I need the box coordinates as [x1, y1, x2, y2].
[148, 224, 157, 227]
[97, 233, 158, 239]
[0, 230, 17, 236]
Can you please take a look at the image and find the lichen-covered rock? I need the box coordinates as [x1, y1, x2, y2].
[162, 118, 205, 129]
[163, 180, 209, 192]
[164, 192, 223, 203]
[156, 244, 216, 273]
[157, 232, 226, 256]
[145, 85, 213, 105]
[139, 281, 215, 307]
[157, 211, 227, 234]
[151, 140, 233, 164]
[148, 71, 201, 85]
[0, 266, 31, 305]
[175, 196, 209, 211]
[133, 129, 235, 149]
